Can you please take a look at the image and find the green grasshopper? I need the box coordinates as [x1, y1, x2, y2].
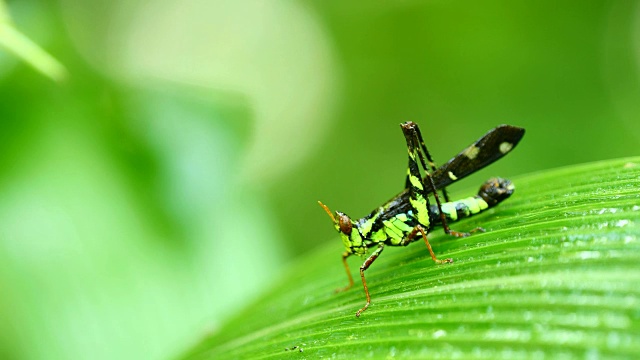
[319, 122, 525, 316]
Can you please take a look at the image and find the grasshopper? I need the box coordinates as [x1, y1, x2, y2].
[319, 122, 525, 316]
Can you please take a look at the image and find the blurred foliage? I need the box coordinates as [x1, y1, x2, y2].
[0, 0, 639, 359]
[0, 1, 66, 81]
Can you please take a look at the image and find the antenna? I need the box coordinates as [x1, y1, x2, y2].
[317, 201, 337, 223]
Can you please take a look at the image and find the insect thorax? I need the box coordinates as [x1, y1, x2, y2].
[341, 226, 368, 256]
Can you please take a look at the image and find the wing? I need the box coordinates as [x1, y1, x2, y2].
[429, 125, 525, 190]
[376, 124, 525, 223]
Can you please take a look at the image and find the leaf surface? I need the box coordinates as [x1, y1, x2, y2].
[183, 157, 640, 359]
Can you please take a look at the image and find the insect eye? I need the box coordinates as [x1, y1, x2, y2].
[338, 214, 352, 235]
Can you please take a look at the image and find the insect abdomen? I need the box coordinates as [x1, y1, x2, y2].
[431, 196, 489, 222]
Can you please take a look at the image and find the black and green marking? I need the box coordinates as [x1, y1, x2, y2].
[319, 122, 525, 317]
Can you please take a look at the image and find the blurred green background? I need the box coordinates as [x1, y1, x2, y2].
[1, 1, 639, 359]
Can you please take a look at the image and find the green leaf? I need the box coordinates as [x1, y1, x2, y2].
[183, 157, 640, 359]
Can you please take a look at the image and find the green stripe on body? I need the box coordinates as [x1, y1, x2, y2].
[439, 196, 489, 222]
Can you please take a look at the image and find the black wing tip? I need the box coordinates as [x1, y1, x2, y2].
[495, 124, 525, 132]
[494, 124, 526, 142]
